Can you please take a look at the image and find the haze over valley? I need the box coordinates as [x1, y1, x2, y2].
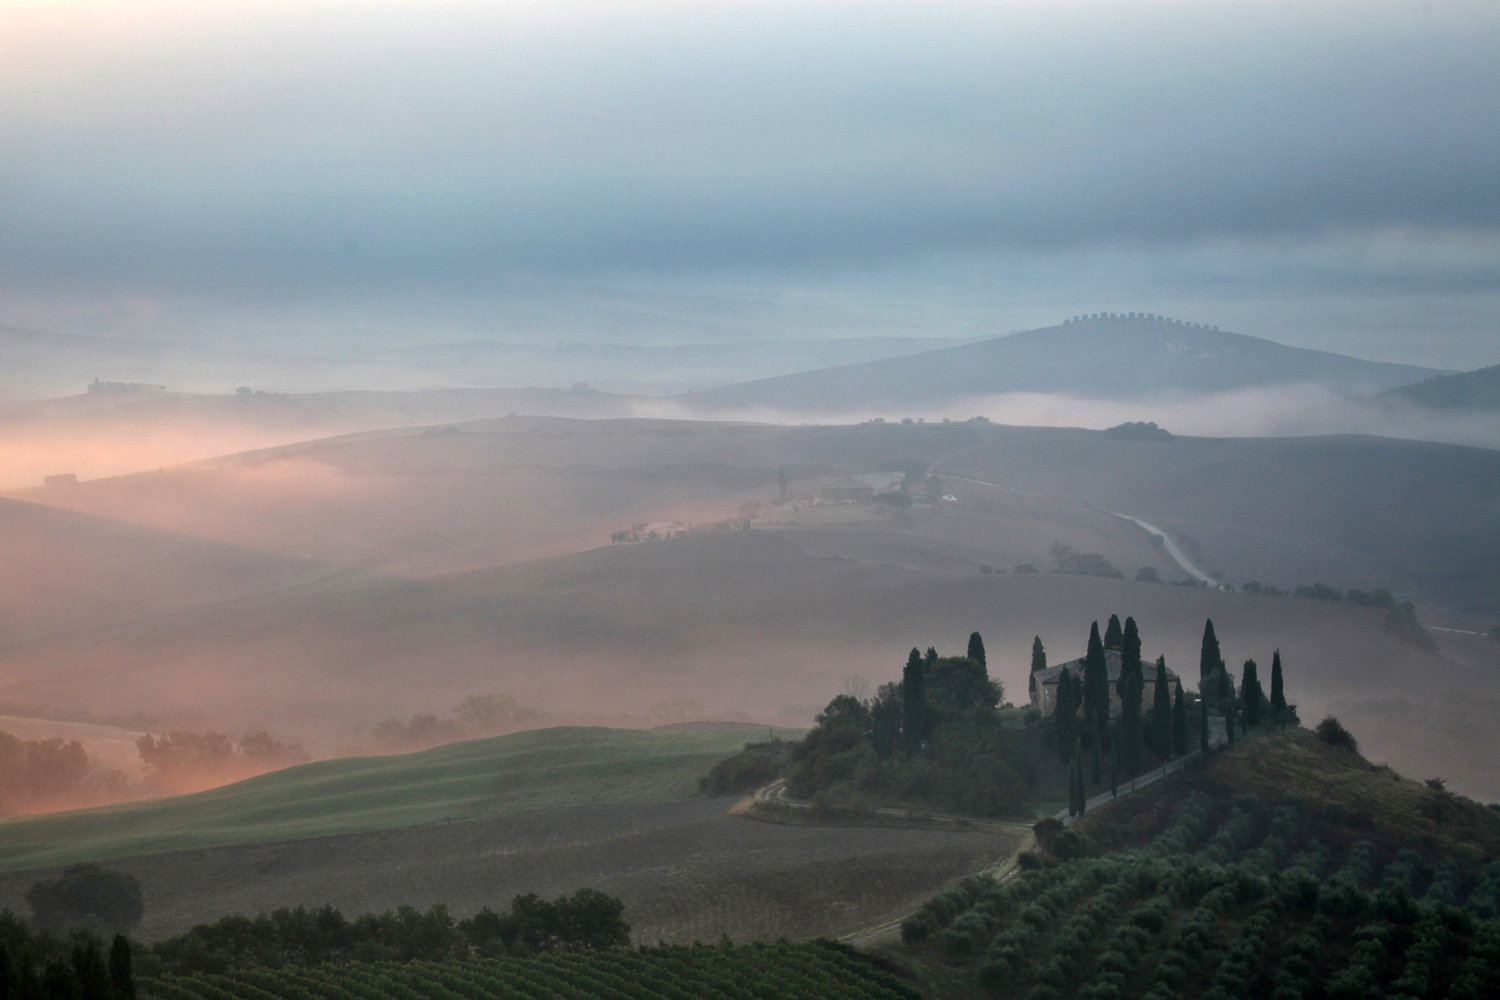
[1, 2, 1498, 998]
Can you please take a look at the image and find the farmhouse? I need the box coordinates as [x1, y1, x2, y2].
[1029, 649, 1178, 717]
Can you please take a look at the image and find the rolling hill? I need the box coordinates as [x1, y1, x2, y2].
[1382, 361, 1500, 411]
[692, 315, 1439, 411]
[0, 496, 323, 645]
[0, 725, 1015, 943]
[0, 726, 777, 870]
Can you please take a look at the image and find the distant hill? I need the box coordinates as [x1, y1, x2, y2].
[1382, 362, 1500, 410]
[692, 315, 1439, 410]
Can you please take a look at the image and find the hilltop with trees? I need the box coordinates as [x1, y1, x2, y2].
[716, 616, 1299, 821]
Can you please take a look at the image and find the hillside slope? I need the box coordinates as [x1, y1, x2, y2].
[1383, 361, 1500, 411]
[0, 496, 322, 644]
[937, 426, 1500, 617]
[693, 316, 1438, 410]
[0, 727, 772, 870]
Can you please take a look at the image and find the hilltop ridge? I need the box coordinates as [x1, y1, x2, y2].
[692, 316, 1438, 411]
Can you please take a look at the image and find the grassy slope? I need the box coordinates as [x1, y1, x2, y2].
[0, 726, 779, 871]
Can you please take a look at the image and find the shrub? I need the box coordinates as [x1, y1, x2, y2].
[1315, 716, 1359, 753]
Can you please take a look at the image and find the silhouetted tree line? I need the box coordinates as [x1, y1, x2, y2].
[146, 890, 629, 976]
[0, 919, 136, 1000]
[372, 693, 543, 752]
[1049, 616, 1300, 816]
[135, 730, 308, 792]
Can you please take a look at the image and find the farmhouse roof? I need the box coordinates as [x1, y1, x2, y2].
[1034, 648, 1177, 687]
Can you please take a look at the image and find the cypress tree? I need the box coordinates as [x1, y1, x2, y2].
[1068, 752, 1081, 817]
[1090, 735, 1101, 786]
[902, 648, 928, 753]
[1054, 668, 1079, 764]
[42, 957, 80, 1000]
[1270, 649, 1287, 720]
[1083, 622, 1109, 748]
[1117, 630, 1144, 776]
[71, 941, 110, 1000]
[1199, 695, 1210, 753]
[1109, 732, 1119, 798]
[1199, 618, 1223, 684]
[1076, 753, 1087, 816]
[1103, 614, 1123, 651]
[967, 632, 987, 669]
[109, 935, 135, 1000]
[925, 646, 938, 668]
[1121, 617, 1142, 675]
[1151, 656, 1172, 766]
[1031, 636, 1047, 674]
[1241, 659, 1263, 728]
[1172, 679, 1188, 756]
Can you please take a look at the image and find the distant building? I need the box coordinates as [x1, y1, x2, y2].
[1030, 649, 1178, 717]
[43, 473, 78, 487]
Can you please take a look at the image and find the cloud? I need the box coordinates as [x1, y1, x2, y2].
[1, 0, 1497, 298]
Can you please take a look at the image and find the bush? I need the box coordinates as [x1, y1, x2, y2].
[698, 738, 793, 796]
[26, 864, 143, 932]
[1315, 716, 1359, 753]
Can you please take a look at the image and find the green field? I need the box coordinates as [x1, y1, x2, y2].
[144, 940, 921, 1000]
[0, 726, 785, 871]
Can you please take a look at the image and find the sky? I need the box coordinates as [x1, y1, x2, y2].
[2, 0, 1497, 367]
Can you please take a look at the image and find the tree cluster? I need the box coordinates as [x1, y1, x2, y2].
[146, 890, 629, 977]
[371, 693, 543, 752]
[0, 733, 95, 816]
[135, 730, 308, 792]
[1047, 542, 1124, 580]
[779, 634, 1042, 816]
[0, 915, 135, 1000]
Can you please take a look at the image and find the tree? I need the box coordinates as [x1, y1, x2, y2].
[41, 957, 80, 1000]
[109, 935, 137, 1000]
[1199, 618, 1223, 684]
[1121, 617, 1142, 677]
[926, 656, 1001, 718]
[1241, 658, 1264, 728]
[70, 940, 110, 1000]
[1082, 622, 1109, 749]
[1054, 668, 1079, 764]
[1172, 679, 1187, 756]
[967, 632, 987, 670]
[1226, 701, 1236, 745]
[1117, 647, 1144, 775]
[1151, 656, 1172, 766]
[1068, 748, 1085, 817]
[902, 648, 928, 753]
[1103, 614, 1123, 651]
[1270, 649, 1287, 719]
[1199, 696, 1210, 754]
[1031, 636, 1046, 674]
[1109, 734, 1119, 798]
[869, 682, 903, 759]
[25, 864, 143, 933]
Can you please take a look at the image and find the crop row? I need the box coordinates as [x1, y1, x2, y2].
[142, 941, 921, 1000]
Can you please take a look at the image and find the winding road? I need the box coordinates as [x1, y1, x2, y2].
[937, 472, 1221, 589]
